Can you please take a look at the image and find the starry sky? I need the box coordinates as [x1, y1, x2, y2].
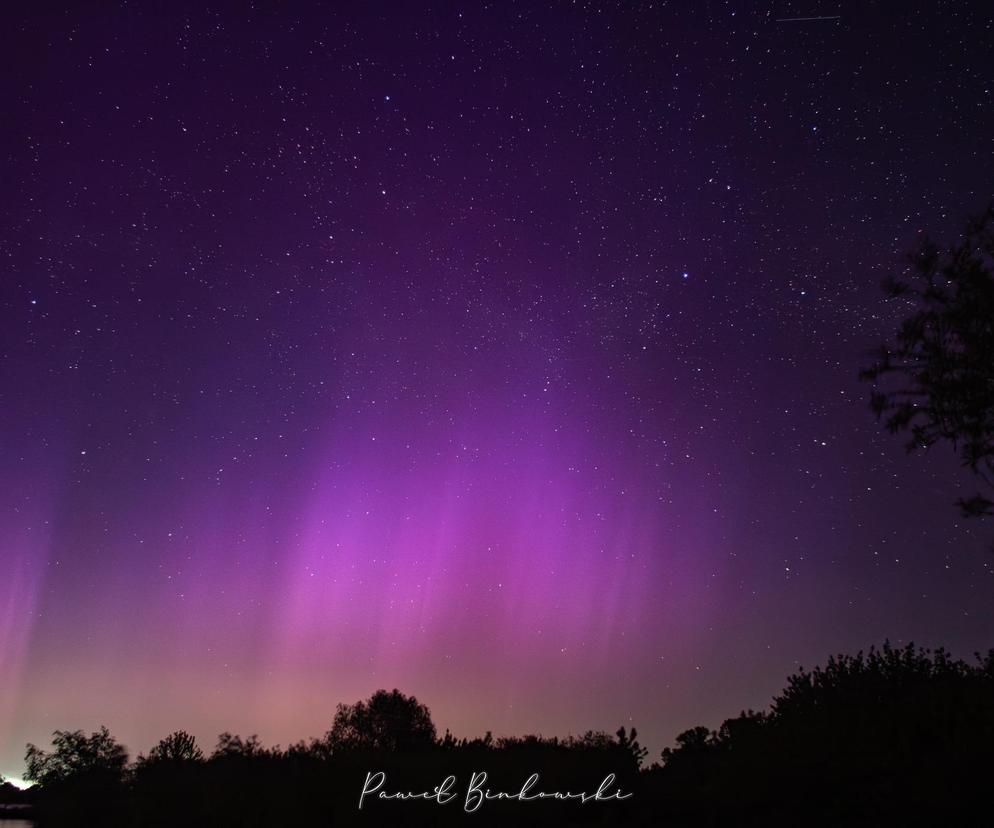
[2, 2, 993, 780]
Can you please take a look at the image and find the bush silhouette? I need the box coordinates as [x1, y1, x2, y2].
[137, 731, 204, 766]
[326, 688, 437, 753]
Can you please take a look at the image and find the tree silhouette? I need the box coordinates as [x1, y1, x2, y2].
[137, 730, 204, 765]
[211, 732, 267, 759]
[660, 724, 713, 763]
[861, 204, 994, 517]
[17, 664, 994, 826]
[24, 726, 128, 787]
[326, 688, 437, 752]
[653, 642, 994, 825]
[616, 726, 649, 768]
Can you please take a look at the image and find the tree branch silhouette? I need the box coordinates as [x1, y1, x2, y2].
[861, 204, 994, 518]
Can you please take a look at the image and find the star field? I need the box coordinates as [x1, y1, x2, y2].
[1, 2, 993, 778]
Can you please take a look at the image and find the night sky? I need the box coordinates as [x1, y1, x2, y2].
[2, 2, 993, 781]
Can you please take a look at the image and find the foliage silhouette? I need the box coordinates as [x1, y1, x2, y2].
[861, 204, 994, 518]
[615, 725, 648, 767]
[20, 648, 994, 826]
[24, 727, 128, 787]
[326, 688, 437, 753]
[136, 731, 203, 766]
[651, 642, 994, 826]
[24, 727, 129, 827]
[211, 732, 270, 759]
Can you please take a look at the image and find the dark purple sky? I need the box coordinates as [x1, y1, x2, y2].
[2, 1, 993, 780]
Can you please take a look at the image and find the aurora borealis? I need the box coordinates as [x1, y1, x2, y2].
[2, 2, 993, 781]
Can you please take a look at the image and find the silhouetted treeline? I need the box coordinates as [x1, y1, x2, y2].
[0, 774, 32, 820]
[19, 645, 994, 826]
[650, 642, 994, 826]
